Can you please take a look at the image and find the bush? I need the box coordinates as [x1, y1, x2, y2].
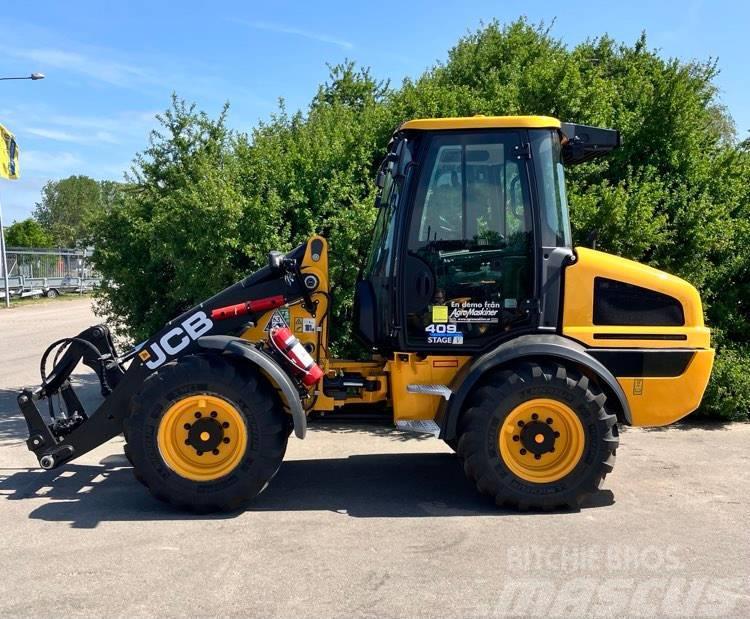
[697, 347, 750, 421]
[90, 20, 750, 420]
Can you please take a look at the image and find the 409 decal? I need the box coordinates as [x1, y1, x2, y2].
[425, 323, 464, 344]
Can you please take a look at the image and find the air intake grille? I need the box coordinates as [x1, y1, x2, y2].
[593, 278, 685, 326]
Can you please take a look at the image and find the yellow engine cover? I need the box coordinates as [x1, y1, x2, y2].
[563, 247, 714, 426]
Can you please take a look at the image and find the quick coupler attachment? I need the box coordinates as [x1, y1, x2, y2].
[17, 388, 76, 470]
[16, 323, 127, 471]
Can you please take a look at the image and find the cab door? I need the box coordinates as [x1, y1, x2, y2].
[399, 130, 537, 352]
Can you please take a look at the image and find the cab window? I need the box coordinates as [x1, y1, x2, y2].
[364, 152, 403, 280]
[530, 129, 572, 247]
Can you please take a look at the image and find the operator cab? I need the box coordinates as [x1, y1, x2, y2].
[356, 115, 620, 354]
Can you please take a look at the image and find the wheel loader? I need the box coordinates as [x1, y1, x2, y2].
[16, 116, 715, 511]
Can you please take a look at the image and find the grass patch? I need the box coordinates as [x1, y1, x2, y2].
[0, 293, 93, 309]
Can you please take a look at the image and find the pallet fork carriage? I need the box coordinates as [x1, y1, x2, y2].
[16, 116, 714, 512]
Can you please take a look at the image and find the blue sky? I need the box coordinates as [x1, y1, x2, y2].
[1, 0, 747, 223]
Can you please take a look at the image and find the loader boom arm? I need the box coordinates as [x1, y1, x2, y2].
[16, 240, 317, 470]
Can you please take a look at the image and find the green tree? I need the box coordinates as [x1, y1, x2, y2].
[91, 97, 256, 339]
[90, 20, 750, 419]
[232, 64, 394, 354]
[33, 175, 106, 246]
[3, 218, 53, 247]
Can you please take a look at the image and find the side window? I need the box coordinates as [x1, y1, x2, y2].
[364, 162, 402, 280]
[418, 145, 462, 242]
[405, 133, 534, 348]
[530, 130, 572, 247]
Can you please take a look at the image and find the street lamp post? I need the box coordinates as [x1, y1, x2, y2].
[0, 73, 45, 81]
[1, 71, 45, 307]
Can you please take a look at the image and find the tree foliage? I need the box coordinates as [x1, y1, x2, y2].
[90, 19, 750, 419]
[33, 175, 115, 247]
[3, 218, 53, 247]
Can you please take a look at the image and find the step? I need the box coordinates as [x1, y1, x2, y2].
[406, 383, 452, 400]
[395, 419, 441, 437]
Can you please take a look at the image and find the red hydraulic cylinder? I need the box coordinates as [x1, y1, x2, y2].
[210, 295, 285, 321]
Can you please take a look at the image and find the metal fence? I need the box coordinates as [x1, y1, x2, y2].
[4, 247, 97, 279]
[0, 247, 101, 301]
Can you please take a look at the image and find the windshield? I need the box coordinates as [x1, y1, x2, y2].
[529, 129, 572, 248]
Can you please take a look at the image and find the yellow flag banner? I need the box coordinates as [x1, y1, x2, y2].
[0, 123, 20, 180]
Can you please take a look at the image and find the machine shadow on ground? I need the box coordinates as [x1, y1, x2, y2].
[1, 383, 614, 528]
[0, 444, 614, 530]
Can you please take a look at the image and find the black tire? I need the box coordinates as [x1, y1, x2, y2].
[123, 441, 134, 466]
[46, 288, 59, 298]
[457, 361, 619, 510]
[121, 441, 148, 487]
[443, 438, 459, 453]
[124, 354, 288, 512]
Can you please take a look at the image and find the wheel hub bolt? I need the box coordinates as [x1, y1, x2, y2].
[194, 412, 202, 419]
[520, 448, 527, 455]
[212, 449, 220, 456]
[546, 418, 553, 424]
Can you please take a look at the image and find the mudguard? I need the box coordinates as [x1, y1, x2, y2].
[197, 335, 307, 439]
[436, 333, 632, 441]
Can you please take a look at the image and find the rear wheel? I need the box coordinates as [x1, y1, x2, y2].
[443, 438, 459, 453]
[457, 361, 618, 510]
[124, 354, 288, 512]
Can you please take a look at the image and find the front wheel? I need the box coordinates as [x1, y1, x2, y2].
[124, 354, 289, 512]
[457, 361, 618, 510]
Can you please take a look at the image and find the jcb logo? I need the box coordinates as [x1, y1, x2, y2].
[139, 311, 213, 370]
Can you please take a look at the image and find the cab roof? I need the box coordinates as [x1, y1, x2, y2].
[399, 115, 561, 131]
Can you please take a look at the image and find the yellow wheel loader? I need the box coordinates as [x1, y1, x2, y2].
[16, 116, 714, 512]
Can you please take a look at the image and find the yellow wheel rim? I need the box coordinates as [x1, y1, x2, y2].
[498, 398, 585, 483]
[157, 394, 248, 482]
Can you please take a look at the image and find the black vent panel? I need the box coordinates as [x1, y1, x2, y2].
[593, 278, 684, 326]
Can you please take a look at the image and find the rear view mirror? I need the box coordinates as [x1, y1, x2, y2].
[560, 123, 621, 165]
